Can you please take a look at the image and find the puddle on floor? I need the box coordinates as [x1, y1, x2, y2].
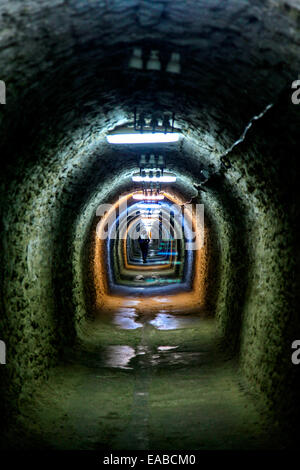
[149, 351, 205, 367]
[103, 345, 135, 370]
[112, 308, 143, 330]
[101, 344, 205, 370]
[149, 313, 201, 330]
[109, 305, 202, 331]
[157, 346, 178, 352]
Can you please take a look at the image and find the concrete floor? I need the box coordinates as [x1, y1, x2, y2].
[3, 296, 281, 450]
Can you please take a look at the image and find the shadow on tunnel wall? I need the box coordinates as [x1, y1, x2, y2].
[215, 92, 300, 444]
[203, 174, 250, 356]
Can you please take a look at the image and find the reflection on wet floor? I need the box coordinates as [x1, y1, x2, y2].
[149, 312, 202, 330]
[157, 346, 178, 352]
[99, 303, 207, 370]
[103, 345, 136, 370]
[149, 351, 205, 367]
[101, 344, 205, 370]
[107, 304, 203, 331]
[112, 308, 143, 330]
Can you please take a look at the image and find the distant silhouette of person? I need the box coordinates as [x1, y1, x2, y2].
[138, 230, 150, 263]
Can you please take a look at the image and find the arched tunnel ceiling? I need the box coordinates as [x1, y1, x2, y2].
[1, 0, 300, 188]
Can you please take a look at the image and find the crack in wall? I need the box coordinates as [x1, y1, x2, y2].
[219, 103, 274, 168]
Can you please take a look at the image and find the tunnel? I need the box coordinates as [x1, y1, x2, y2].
[0, 0, 300, 453]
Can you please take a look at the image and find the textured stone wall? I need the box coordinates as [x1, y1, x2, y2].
[200, 178, 249, 353]
[228, 99, 300, 431]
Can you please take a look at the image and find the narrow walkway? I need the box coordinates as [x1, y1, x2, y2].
[5, 297, 279, 450]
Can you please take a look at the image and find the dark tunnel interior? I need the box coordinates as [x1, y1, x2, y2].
[0, 0, 300, 454]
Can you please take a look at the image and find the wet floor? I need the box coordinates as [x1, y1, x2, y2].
[103, 303, 205, 332]
[2, 296, 282, 450]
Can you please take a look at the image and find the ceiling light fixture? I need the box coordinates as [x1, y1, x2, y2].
[133, 194, 164, 201]
[139, 210, 161, 215]
[107, 110, 181, 144]
[132, 171, 176, 183]
[136, 203, 162, 209]
[107, 132, 180, 145]
[141, 218, 156, 224]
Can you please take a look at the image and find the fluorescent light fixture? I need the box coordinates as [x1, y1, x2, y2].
[141, 218, 155, 225]
[133, 194, 164, 201]
[132, 173, 176, 183]
[107, 132, 180, 144]
[140, 210, 161, 215]
[137, 203, 162, 209]
[139, 212, 160, 217]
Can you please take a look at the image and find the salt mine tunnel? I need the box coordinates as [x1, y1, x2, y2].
[0, 0, 300, 453]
